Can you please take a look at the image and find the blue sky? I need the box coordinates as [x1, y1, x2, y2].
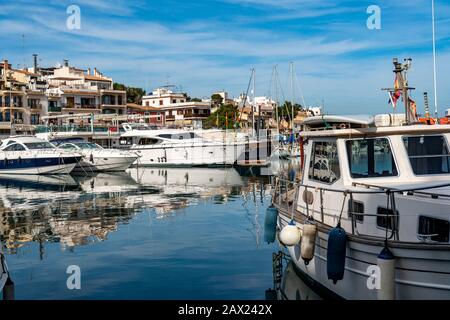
[0, 0, 449, 114]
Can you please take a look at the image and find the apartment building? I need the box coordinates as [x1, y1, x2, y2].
[126, 103, 165, 126]
[0, 59, 47, 135]
[45, 61, 126, 123]
[141, 87, 211, 126]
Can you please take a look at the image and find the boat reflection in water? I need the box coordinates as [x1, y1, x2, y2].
[0, 164, 280, 299]
[128, 167, 246, 216]
[267, 257, 323, 301]
[0, 167, 269, 255]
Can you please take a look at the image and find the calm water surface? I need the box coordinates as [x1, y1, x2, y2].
[0, 167, 287, 299]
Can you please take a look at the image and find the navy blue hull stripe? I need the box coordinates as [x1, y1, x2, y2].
[0, 156, 82, 170]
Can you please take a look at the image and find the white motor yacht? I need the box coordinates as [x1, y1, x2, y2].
[0, 136, 82, 175]
[119, 124, 251, 167]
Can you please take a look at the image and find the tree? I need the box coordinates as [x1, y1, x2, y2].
[183, 93, 202, 102]
[203, 103, 238, 129]
[113, 82, 146, 104]
[211, 93, 224, 108]
[277, 101, 303, 121]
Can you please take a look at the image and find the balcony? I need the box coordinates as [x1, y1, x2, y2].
[29, 103, 42, 110]
[62, 103, 100, 110]
[12, 119, 24, 124]
[0, 103, 24, 109]
[48, 106, 62, 112]
[101, 103, 126, 108]
[0, 122, 12, 129]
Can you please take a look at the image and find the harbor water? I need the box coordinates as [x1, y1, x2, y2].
[0, 161, 326, 300]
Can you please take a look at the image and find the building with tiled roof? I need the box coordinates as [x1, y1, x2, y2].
[0, 56, 127, 135]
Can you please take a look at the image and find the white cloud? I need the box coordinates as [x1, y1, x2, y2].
[1, 0, 449, 114]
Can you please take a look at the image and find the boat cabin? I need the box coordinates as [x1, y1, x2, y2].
[51, 138, 102, 150]
[119, 128, 203, 148]
[295, 114, 450, 243]
[0, 136, 56, 151]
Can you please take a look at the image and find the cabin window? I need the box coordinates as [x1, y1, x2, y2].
[403, 135, 450, 175]
[138, 138, 159, 145]
[348, 200, 364, 222]
[25, 142, 55, 149]
[418, 216, 449, 242]
[308, 141, 340, 184]
[60, 144, 76, 150]
[346, 138, 398, 178]
[376, 207, 398, 231]
[4, 144, 26, 151]
[119, 137, 133, 145]
[158, 133, 197, 140]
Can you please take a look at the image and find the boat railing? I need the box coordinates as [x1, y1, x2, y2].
[273, 177, 450, 241]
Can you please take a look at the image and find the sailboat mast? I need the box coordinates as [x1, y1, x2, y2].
[252, 68, 256, 137]
[432, 0, 438, 119]
[289, 62, 294, 132]
[275, 66, 280, 134]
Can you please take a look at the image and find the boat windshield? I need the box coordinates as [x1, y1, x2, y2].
[75, 142, 102, 149]
[346, 138, 398, 178]
[24, 142, 55, 149]
[158, 133, 199, 140]
[403, 135, 450, 175]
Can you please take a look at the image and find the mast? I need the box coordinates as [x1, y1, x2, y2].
[432, 0, 438, 119]
[396, 58, 415, 124]
[289, 62, 294, 132]
[273, 66, 280, 134]
[382, 58, 416, 125]
[252, 68, 256, 138]
[289, 62, 295, 154]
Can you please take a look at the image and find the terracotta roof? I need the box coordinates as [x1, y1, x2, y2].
[13, 69, 39, 76]
[84, 74, 112, 82]
[62, 90, 100, 96]
[51, 76, 83, 81]
[127, 103, 160, 111]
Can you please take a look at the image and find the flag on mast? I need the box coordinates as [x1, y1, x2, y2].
[388, 74, 402, 107]
[409, 97, 417, 119]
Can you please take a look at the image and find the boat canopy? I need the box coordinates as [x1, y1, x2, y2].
[302, 115, 374, 127]
[49, 137, 86, 146]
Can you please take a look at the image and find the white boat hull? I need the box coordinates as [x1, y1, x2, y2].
[278, 213, 450, 300]
[131, 143, 246, 167]
[0, 254, 8, 293]
[0, 163, 77, 175]
[73, 156, 138, 172]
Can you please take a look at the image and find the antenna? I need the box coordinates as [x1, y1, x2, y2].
[432, 0, 438, 119]
[22, 34, 26, 69]
[424, 92, 430, 118]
